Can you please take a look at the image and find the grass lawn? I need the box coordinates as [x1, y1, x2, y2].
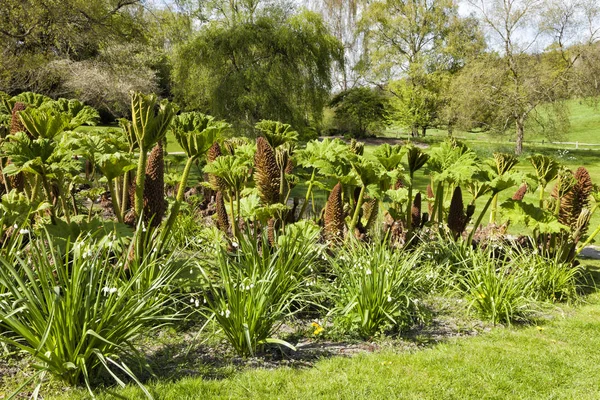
[49, 290, 600, 399]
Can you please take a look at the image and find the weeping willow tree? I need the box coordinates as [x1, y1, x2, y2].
[172, 6, 343, 136]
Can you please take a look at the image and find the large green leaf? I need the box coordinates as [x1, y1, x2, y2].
[171, 112, 230, 159]
[500, 200, 567, 233]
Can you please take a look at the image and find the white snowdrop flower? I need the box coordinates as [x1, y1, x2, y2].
[231, 241, 239, 248]
[102, 287, 117, 295]
[195, 299, 200, 307]
[366, 268, 372, 275]
[203, 298, 207, 304]
[250, 283, 254, 289]
[245, 285, 251, 290]
[387, 295, 392, 302]
[225, 309, 231, 318]
[19, 229, 29, 235]
[190, 297, 195, 304]
[13, 224, 18, 229]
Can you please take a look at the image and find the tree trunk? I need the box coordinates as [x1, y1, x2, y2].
[515, 117, 524, 155]
[421, 126, 426, 137]
[411, 126, 418, 137]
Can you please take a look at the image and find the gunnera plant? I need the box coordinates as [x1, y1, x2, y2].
[447, 186, 467, 240]
[411, 192, 422, 229]
[560, 167, 593, 229]
[215, 191, 230, 234]
[207, 141, 226, 192]
[512, 183, 528, 201]
[324, 182, 344, 243]
[143, 141, 166, 226]
[254, 136, 280, 205]
[7, 102, 26, 191]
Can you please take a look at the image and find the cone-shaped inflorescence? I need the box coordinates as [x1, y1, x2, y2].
[363, 198, 379, 231]
[512, 183, 528, 201]
[207, 142, 226, 192]
[325, 182, 344, 242]
[11, 102, 27, 136]
[143, 142, 166, 227]
[411, 192, 422, 229]
[215, 191, 229, 234]
[427, 184, 435, 215]
[254, 136, 280, 204]
[7, 102, 26, 191]
[560, 167, 593, 229]
[448, 186, 467, 240]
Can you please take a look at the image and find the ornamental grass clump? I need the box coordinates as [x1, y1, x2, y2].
[457, 249, 536, 325]
[0, 232, 180, 398]
[327, 241, 423, 338]
[197, 223, 320, 357]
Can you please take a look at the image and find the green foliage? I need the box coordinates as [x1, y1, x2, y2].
[457, 250, 536, 325]
[0, 232, 180, 397]
[255, 120, 298, 148]
[328, 241, 422, 337]
[329, 87, 389, 138]
[171, 112, 230, 159]
[197, 226, 320, 356]
[172, 9, 342, 133]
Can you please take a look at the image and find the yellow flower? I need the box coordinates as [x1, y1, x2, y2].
[536, 326, 544, 331]
[311, 322, 324, 335]
[478, 293, 486, 299]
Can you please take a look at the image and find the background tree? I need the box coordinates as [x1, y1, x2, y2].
[171, 4, 342, 135]
[358, 0, 484, 136]
[463, 0, 598, 154]
[329, 87, 389, 138]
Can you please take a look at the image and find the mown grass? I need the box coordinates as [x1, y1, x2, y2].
[46, 288, 600, 400]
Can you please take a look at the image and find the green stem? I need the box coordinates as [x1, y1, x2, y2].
[466, 194, 494, 248]
[229, 192, 238, 238]
[134, 149, 148, 218]
[121, 171, 130, 221]
[60, 191, 71, 224]
[29, 175, 39, 203]
[134, 149, 148, 254]
[298, 168, 316, 220]
[538, 184, 546, 209]
[160, 157, 194, 246]
[107, 178, 123, 223]
[489, 194, 498, 224]
[576, 204, 600, 255]
[406, 172, 414, 230]
[435, 182, 444, 224]
[349, 185, 366, 233]
[40, 173, 56, 224]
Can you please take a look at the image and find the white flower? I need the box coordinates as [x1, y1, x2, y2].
[231, 241, 239, 248]
[19, 229, 29, 235]
[366, 269, 372, 275]
[225, 309, 231, 318]
[102, 287, 118, 295]
[387, 295, 392, 302]
[195, 299, 200, 307]
[13, 224, 18, 229]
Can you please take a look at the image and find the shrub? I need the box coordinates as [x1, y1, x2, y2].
[0, 231, 180, 397]
[327, 241, 422, 338]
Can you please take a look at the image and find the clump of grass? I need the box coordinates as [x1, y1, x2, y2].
[0, 230, 181, 398]
[197, 222, 321, 356]
[327, 240, 423, 338]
